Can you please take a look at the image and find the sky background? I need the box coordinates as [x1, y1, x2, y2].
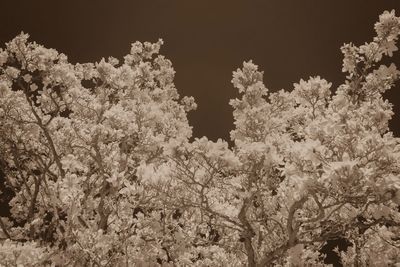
[1, 0, 400, 142]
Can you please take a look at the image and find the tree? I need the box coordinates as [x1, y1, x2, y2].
[0, 10, 399, 267]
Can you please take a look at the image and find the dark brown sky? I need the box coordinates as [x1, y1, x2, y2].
[1, 1, 400, 141]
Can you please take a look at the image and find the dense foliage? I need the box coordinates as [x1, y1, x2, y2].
[0, 10, 400, 267]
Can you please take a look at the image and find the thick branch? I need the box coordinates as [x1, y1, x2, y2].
[238, 197, 256, 267]
[287, 196, 308, 246]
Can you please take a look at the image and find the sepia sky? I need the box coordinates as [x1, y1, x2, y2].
[1, 0, 400, 141]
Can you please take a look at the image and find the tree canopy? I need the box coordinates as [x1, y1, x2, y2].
[0, 10, 400, 267]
